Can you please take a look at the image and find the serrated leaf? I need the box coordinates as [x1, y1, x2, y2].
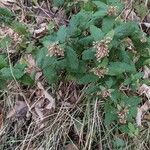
[93, 1, 107, 9]
[35, 48, 48, 68]
[104, 112, 118, 125]
[127, 107, 137, 120]
[143, 58, 150, 65]
[0, 36, 12, 49]
[107, 0, 124, 12]
[79, 36, 93, 46]
[104, 101, 118, 125]
[56, 25, 67, 43]
[102, 17, 114, 33]
[82, 49, 95, 60]
[128, 123, 135, 132]
[0, 55, 8, 69]
[0, 7, 14, 18]
[98, 58, 109, 68]
[83, 1, 97, 11]
[20, 74, 34, 86]
[90, 25, 104, 41]
[0, 67, 24, 80]
[123, 96, 141, 107]
[53, 0, 64, 6]
[113, 138, 125, 148]
[93, 9, 107, 17]
[66, 47, 79, 72]
[41, 34, 57, 48]
[105, 29, 115, 39]
[114, 22, 139, 39]
[84, 85, 99, 94]
[43, 67, 57, 83]
[79, 74, 99, 84]
[11, 21, 28, 35]
[108, 62, 136, 76]
[119, 49, 132, 64]
[78, 60, 86, 74]
[134, 2, 148, 19]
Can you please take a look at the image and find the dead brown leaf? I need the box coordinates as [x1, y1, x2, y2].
[136, 84, 150, 126]
[24, 54, 42, 80]
[122, 9, 140, 22]
[34, 99, 45, 120]
[143, 66, 150, 79]
[37, 82, 55, 109]
[136, 102, 150, 126]
[33, 22, 48, 38]
[7, 101, 28, 119]
[138, 84, 150, 100]
[65, 143, 78, 150]
[143, 113, 150, 121]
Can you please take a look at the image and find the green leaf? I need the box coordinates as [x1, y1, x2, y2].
[93, 9, 107, 17]
[105, 112, 117, 125]
[43, 67, 57, 83]
[41, 34, 57, 48]
[127, 107, 137, 120]
[143, 58, 150, 65]
[108, 62, 136, 76]
[79, 36, 93, 46]
[66, 47, 79, 72]
[123, 96, 141, 107]
[82, 48, 95, 60]
[83, 1, 97, 11]
[35, 48, 48, 68]
[119, 49, 132, 64]
[104, 101, 118, 125]
[128, 123, 135, 132]
[0, 55, 8, 69]
[134, 2, 148, 19]
[105, 29, 115, 39]
[11, 21, 28, 35]
[107, 0, 124, 12]
[56, 25, 67, 43]
[42, 56, 57, 69]
[1, 67, 24, 80]
[78, 60, 87, 74]
[0, 36, 12, 49]
[114, 22, 139, 39]
[0, 7, 14, 18]
[113, 138, 125, 148]
[102, 17, 114, 33]
[84, 85, 100, 94]
[20, 74, 34, 86]
[93, 1, 107, 9]
[79, 74, 99, 84]
[53, 0, 64, 7]
[56, 59, 66, 69]
[98, 57, 108, 68]
[90, 25, 104, 41]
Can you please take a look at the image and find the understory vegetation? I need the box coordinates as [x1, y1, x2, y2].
[0, 0, 150, 149]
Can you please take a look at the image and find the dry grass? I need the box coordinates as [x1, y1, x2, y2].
[0, 0, 150, 150]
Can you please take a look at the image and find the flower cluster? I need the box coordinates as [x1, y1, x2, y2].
[93, 38, 111, 61]
[48, 42, 64, 57]
[107, 6, 118, 16]
[117, 106, 129, 124]
[92, 68, 108, 78]
[97, 89, 111, 99]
